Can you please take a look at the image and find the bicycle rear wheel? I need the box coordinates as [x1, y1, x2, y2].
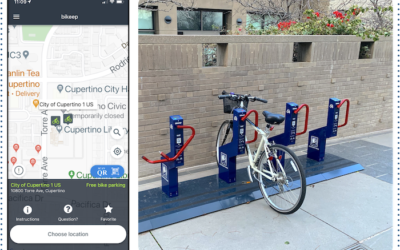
[256, 144, 306, 214]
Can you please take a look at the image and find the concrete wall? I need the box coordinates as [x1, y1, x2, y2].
[153, 3, 178, 35]
[138, 35, 392, 177]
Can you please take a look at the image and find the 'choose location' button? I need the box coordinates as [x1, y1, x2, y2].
[11, 225, 126, 244]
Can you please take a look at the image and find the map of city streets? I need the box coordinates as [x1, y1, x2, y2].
[8, 25, 128, 180]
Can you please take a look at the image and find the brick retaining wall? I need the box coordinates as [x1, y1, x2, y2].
[138, 35, 392, 177]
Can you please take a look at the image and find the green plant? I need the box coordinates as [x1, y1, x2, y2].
[211, 24, 220, 31]
[246, 6, 392, 41]
[227, 25, 242, 35]
[359, 45, 371, 58]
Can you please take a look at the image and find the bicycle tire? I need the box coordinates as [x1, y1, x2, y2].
[256, 144, 306, 214]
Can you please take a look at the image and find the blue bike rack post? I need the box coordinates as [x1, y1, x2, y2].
[267, 102, 309, 165]
[268, 102, 309, 146]
[307, 98, 350, 162]
[218, 109, 247, 183]
[142, 115, 195, 197]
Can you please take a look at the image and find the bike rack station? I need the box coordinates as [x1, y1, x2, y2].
[268, 102, 309, 146]
[139, 99, 364, 233]
[307, 98, 350, 162]
[142, 115, 195, 197]
[217, 102, 309, 184]
[217, 108, 247, 183]
[268, 102, 309, 166]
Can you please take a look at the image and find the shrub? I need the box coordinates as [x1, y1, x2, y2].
[246, 5, 392, 41]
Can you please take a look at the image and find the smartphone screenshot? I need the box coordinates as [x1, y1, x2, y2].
[8, 0, 129, 248]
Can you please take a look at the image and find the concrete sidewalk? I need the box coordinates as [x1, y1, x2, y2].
[139, 130, 392, 250]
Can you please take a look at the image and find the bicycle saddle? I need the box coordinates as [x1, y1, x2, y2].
[262, 111, 285, 125]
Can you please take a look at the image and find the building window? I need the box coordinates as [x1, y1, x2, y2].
[178, 9, 225, 31]
[246, 13, 279, 30]
[139, 9, 155, 34]
[177, 10, 201, 30]
[202, 11, 223, 31]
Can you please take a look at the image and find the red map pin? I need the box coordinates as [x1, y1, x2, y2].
[13, 144, 19, 152]
[35, 145, 41, 153]
[11, 157, 17, 165]
[30, 158, 36, 167]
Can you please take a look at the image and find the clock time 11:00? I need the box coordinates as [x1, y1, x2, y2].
[14, 0, 31, 4]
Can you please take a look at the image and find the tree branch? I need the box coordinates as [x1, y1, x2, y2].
[139, 0, 195, 11]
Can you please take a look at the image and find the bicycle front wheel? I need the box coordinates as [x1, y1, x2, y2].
[256, 144, 306, 214]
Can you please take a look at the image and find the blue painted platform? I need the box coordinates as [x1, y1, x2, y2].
[139, 153, 364, 233]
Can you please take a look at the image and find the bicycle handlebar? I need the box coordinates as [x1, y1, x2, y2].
[218, 95, 231, 99]
[254, 97, 268, 103]
[218, 91, 268, 104]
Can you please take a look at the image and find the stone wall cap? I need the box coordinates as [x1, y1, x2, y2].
[139, 35, 390, 44]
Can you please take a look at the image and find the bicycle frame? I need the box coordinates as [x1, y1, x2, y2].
[244, 117, 286, 182]
[231, 100, 286, 182]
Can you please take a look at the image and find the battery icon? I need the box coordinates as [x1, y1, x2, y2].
[116, 0, 123, 3]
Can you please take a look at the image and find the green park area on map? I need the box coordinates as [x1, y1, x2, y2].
[22, 25, 52, 41]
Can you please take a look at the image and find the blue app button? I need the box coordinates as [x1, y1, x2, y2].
[91, 165, 124, 178]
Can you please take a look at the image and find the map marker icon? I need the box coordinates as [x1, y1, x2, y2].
[33, 99, 39, 108]
[23, 50, 29, 59]
[69, 170, 75, 179]
[57, 84, 63, 93]
[30, 158, 36, 167]
[13, 144, 19, 152]
[56, 125, 63, 133]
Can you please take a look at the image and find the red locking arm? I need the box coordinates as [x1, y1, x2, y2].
[337, 99, 350, 128]
[293, 104, 309, 136]
[142, 125, 195, 164]
[241, 110, 258, 144]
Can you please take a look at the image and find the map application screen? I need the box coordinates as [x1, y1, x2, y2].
[7, 0, 129, 248]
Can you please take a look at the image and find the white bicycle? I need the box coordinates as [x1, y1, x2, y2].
[216, 91, 306, 214]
